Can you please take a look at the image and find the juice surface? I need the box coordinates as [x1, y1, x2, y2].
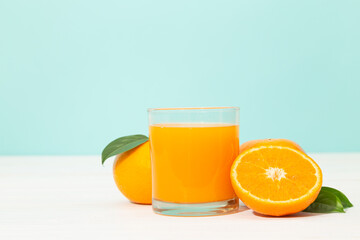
[149, 123, 239, 203]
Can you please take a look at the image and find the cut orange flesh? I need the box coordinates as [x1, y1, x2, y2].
[231, 140, 322, 216]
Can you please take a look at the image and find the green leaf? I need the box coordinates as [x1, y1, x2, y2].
[303, 186, 353, 213]
[320, 186, 353, 208]
[101, 134, 148, 165]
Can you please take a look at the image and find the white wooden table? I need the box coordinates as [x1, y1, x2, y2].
[1, 154, 359, 239]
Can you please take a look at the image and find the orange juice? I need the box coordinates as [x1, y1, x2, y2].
[149, 123, 239, 203]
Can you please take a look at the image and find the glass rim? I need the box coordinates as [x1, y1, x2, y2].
[148, 106, 239, 112]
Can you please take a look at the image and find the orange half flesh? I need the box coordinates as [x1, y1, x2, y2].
[231, 145, 322, 216]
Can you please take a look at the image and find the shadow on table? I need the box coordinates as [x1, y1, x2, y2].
[109, 200, 152, 208]
[106, 201, 250, 216]
[252, 211, 325, 218]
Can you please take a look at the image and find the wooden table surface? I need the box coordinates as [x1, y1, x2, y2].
[1, 154, 359, 239]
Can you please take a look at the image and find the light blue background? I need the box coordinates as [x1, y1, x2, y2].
[1, 0, 359, 155]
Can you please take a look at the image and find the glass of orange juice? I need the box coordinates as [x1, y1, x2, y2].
[148, 107, 239, 216]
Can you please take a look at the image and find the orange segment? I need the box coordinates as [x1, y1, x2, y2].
[231, 140, 322, 216]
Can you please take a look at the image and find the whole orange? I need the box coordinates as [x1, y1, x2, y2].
[239, 138, 304, 153]
[113, 141, 152, 204]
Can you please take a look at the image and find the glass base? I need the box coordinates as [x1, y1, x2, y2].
[152, 198, 239, 217]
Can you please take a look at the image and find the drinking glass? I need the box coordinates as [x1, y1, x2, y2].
[148, 107, 239, 216]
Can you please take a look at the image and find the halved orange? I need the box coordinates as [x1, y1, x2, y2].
[231, 139, 322, 216]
